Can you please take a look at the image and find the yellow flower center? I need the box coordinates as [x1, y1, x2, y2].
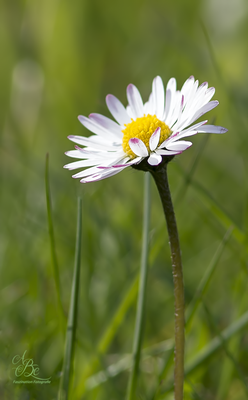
[122, 114, 171, 158]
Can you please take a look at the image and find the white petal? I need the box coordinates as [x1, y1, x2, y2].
[126, 105, 136, 120]
[106, 94, 131, 125]
[172, 80, 200, 131]
[144, 92, 155, 115]
[165, 121, 208, 144]
[143, 100, 150, 115]
[181, 78, 199, 108]
[156, 149, 181, 156]
[149, 127, 161, 151]
[164, 78, 177, 120]
[78, 115, 116, 140]
[166, 140, 192, 152]
[64, 150, 125, 169]
[64, 158, 105, 170]
[73, 145, 118, 158]
[181, 76, 195, 103]
[129, 138, 149, 157]
[152, 76, 165, 120]
[166, 77, 177, 94]
[197, 125, 227, 134]
[65, 149, 90, 159]
[167, 91, 184, 128]
[148, 153, 162, 166]
[183, 85, 215, 120]
[186, 100, 219, 126]
[164, 88, 171, 120]
[68, 135, 122, 151]
[126, 84, 144, 118]
[89, 113, 122, 137]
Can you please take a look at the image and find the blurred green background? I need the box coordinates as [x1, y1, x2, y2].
[1, 0, 248, 399]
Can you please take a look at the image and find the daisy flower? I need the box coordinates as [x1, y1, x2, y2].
[64, 76, 227, 183]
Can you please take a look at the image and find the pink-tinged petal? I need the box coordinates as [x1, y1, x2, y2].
[166, 140, 192, 152]
[129, 138, 149, 157]
[106, 94, 131, 125]
[112, 157, 142, 168]
[148, 153, 162, 166]
[126, 84, 144, 118]
[71, 154, 125, 179]
[149, 127, 161, 151]
[152, 76, 165, 120]
[97, 157, 129, 169]
[78, 115, 116, 140]
[81, 166, 127, 183]
[203, 86, 215, 104]
[194, 83, 211, 105]
[197, 125, 228, 134]
[72, 165, 104, 179]
[89, 113, 122, 137]
[198, 81, 208, 91]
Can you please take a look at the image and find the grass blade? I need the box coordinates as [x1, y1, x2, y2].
[74, 176, 151, 399]
[174, 135, 210, 206]
[59, 197, 82, 400]
[191, 179, 246, 245]
[127, 172, 151, 400]
[45, 153, 65, 331]
[74, 277, 140, 397]
[151, 228, 232, 399]
[76, 228, 233, 398]
[185, 227, 233, 328]
[161, 310, 248, 395]
[202, 302, 248, 395]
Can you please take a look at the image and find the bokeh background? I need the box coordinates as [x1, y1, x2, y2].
[1, 0, 248, 399]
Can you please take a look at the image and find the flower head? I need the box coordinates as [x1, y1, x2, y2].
[64, 76, 227, 183]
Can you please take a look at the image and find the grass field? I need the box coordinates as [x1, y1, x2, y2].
[1, 0, 248, 399]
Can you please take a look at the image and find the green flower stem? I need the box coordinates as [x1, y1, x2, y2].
[127, 172, 151, 400]
[151, 165, 185, 400]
